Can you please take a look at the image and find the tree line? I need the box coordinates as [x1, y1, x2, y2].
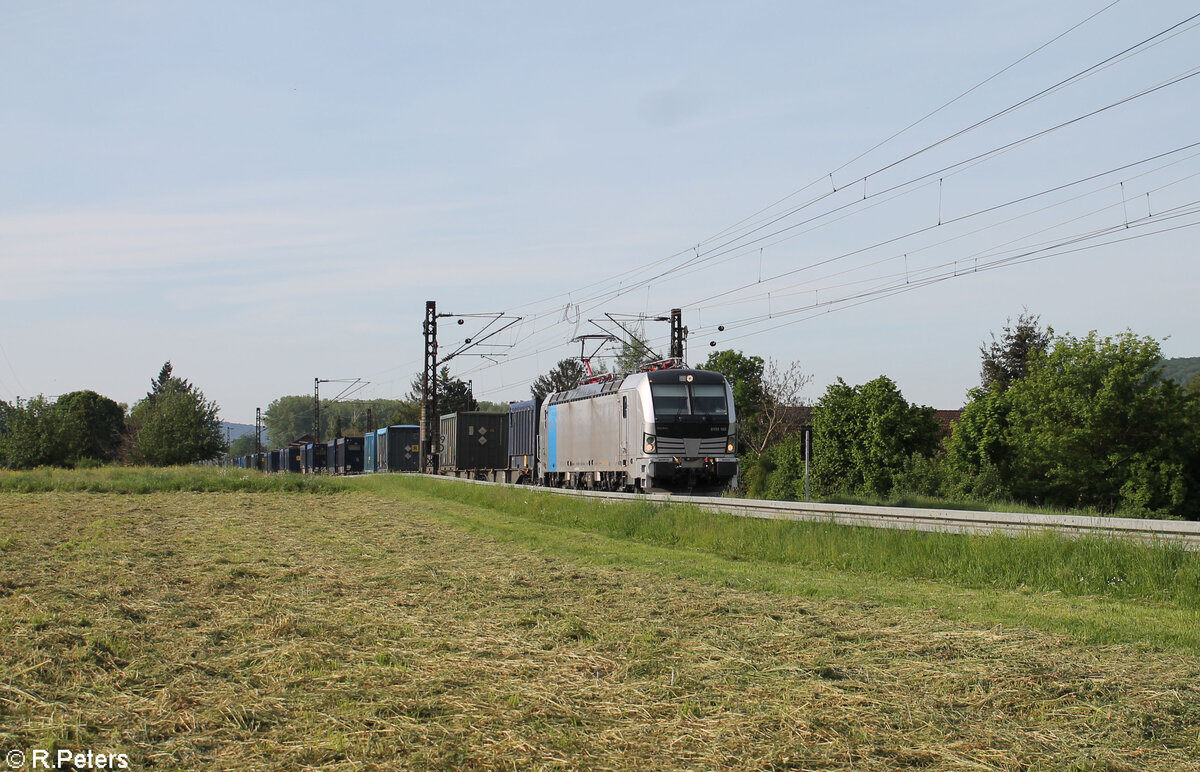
[251, 367, 506, 454]
[0, 362, 225, 469]
[6, 319, 1198, 520]
[706, 313, 1200, 520]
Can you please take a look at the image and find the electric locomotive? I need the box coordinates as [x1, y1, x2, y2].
[538, 364, 738, 492]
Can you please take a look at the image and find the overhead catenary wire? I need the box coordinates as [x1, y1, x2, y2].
[500, 0, 1147, 320]
[473, 57, 1200, 375]
[705, 202, 1200, 342]
[681, 142, 1200, 312]
[540, 12, 1200, 315]
[426, 8, 1200, 401]
[692, 171, 1200, 334]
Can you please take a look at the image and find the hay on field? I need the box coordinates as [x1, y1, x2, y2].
[0, 490, 1197, 770]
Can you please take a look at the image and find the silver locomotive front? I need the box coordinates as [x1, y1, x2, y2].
[539, 368, 738, 493]
[631, 369, 738, 492]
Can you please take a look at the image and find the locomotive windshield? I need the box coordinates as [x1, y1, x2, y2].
[650, 382, 728, 418]
[652, 384, 690, 416]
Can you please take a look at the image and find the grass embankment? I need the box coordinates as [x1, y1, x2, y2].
[810, 490, 1179, 520]
[1, 468, 1199, 769]
[359, 475, 1200, 643]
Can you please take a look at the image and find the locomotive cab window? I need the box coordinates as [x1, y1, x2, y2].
[691, 383, 728, 415]
[651, 383, 690, 417]
[650, 382, 728, 418]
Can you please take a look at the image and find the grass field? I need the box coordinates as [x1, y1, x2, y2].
[2, 469, 1199, 770]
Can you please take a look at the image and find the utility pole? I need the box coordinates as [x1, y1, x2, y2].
[669, 308, 686, 362]
[804, 427, 811, 502]
[420, 299, 523, 474]
[313, 378, 321, 443]
[255, 407, 263, 470]
[314, 377, 367, 446]
[421, 300, 439, 474]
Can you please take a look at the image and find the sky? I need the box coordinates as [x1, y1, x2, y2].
[2, 1, 1198, 422]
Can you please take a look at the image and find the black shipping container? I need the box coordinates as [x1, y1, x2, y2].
[336, 436, 364, 475]
[305, 442, 328, 473]
[285, 446, 303, 473]
[508, 400, 538, 470]
[440, 412, 508, 471]
[326, 440, 338, 474]
[380, 425, 420, 472]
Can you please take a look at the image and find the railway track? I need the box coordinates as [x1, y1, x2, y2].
[444, 477, 1200, 549]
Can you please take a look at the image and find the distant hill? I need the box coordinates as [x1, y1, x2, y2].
[1161, 357, 1200, 386]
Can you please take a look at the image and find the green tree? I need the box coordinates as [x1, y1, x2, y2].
[811, 376, 940, 497]
[1004, 331, 1199, 516]
[407, 367, 477, 415]
[264, 396, 420, 445]
[127, 362, 226, 465]
[50, 390, 126, 464]
[979, 310, 1050, 390]
[0, 392, 127, 469]
[531, 359, 587, 405]
[944, 383, 1015, 500]
[263, 395, 316, 446]
[702, 350, 810, 455]
[0, 396, 59, 469]
[387, 401, 421, 426]
[227, 434, 259, 458]
[614, 323, 655, 372]
[701, 350, 765, 428]
[946, 313, 1051, 500]
[440, 372, 478, 413]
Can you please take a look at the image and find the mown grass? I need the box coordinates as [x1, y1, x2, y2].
[9, 467, 1200, 611]
[2, 484, 1200, 769]
[359, 475, 1200, 613]
[0, 465, 352, 494]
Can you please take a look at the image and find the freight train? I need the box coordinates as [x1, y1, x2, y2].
[230, 361, 739, 493]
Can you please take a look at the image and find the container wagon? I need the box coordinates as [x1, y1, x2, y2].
[303, 442, 328, 474]
[363, 430, 378, 474]
[507, 400, 538, 484]
[439, 412, 508, 478]
[335, 435, 364, 475]
[378, 425, 420, 472]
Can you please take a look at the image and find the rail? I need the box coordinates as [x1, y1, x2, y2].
[435, 476, 1200, 549]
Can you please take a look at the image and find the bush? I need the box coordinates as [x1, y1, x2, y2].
[890, 452, 947, 498]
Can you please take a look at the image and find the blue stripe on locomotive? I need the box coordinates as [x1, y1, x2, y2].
[546, 404, 557, 473]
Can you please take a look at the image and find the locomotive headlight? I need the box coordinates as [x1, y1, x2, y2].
[643, 433, 656, 453]
[727, 430, 737, 454]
